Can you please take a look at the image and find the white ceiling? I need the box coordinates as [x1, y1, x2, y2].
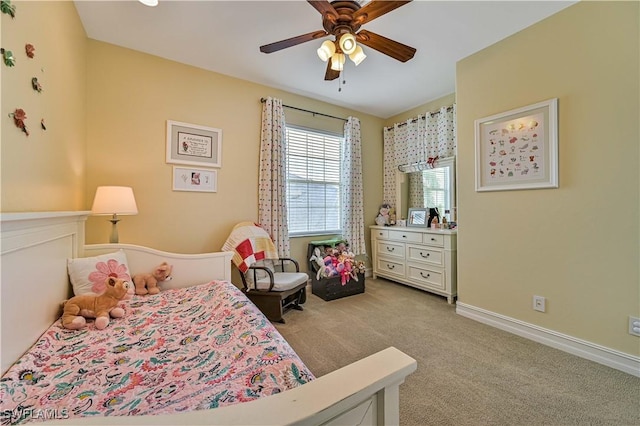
[74, 0, 576, 118]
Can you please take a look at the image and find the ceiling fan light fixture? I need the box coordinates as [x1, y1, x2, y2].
[330, 53, 345, 71]
[349, 45, 366, 66]
[258, 1, 416, 83]
[138, 0, 158, 6]
[339, 33, 357, 55]
[317, 40, 336, 62]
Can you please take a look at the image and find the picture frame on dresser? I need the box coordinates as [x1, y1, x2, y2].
[407, 208, 428, 227]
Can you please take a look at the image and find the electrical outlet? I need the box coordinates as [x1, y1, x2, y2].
[533, 295, 546, 312]
[629, 316, 640, 337]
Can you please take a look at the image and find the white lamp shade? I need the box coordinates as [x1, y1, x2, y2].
[349, 45, 366, 66]
[91, 186, 138, 216]
[330, 53, 345, 71]
[317, 40, 336, 62]
[138, 0, 158, 6]
[339, 33, 357, 55]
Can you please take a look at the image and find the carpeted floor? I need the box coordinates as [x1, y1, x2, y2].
[274, 278, 640, 425]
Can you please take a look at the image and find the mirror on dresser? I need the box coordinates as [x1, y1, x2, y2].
[397, 156, 456, 223]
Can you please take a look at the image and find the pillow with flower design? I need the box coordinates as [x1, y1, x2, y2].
[67, 250, 133, 297]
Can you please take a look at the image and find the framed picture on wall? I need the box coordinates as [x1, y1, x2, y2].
[172, 166, 217, 193]
[166, 120, 222, 168]
[474, 98, 558, 192]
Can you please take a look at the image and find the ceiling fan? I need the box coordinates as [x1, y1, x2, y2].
[259, 0, 416, 81]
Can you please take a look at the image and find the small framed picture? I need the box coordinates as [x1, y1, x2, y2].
[166, 120, 222, 168]
[407, 208, 428, 227]
[475, 98, 558, 192]
[172, 166, 217, 193]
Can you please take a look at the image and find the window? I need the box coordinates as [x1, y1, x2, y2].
[286, 126, 342, 236]
[422, 157, 455, 220]
[422, 167, 450, 219]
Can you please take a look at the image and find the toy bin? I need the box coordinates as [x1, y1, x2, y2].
[306, 241, 365, 301]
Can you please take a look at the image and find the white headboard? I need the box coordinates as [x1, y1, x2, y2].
[0, 211, 90, 375]
[83, 244, 233, 289]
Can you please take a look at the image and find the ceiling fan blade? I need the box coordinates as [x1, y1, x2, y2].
[356, 30, 416, 62]
[260, 30, 328, 54]
[353, 1, 412, 26]
[307, 0, 338, 18]
[324, 60, 340, 81]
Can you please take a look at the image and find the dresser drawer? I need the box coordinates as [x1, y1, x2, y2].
[376, 241, 405, 260]
[406, 244, 443, 266]
[407, 264, 444, 290]
[423, 233, 445, 247]
[372, 229, 389, 239]
[376, 258, 405, 278]
[388, 229, 422, 243]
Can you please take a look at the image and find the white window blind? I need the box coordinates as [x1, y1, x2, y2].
[423, 167, 450, 218]
[286, 126, 342, 235]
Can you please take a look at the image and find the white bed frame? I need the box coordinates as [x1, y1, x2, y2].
[1, 211, 416, 426]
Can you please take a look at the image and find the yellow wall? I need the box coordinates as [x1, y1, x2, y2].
[1, 1, 86, 211]
[84, 41, 385, 268]
[456, 1, 639, 356]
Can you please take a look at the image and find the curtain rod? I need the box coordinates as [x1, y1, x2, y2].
[260, 98, 348, 122]
[384, 105, 454, 130]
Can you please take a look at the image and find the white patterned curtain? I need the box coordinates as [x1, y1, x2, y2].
[408, 172, 424, 208]
[341, 117, 366, 256]
[399, 117, 426, 164]
[259, 97, 290, 257]
[392, 122, 407, 169]
[398, 117, 426, 209]
[383, 127, 396, 206]
[424, 105, 457, 158]
[383, 104, 457, 203]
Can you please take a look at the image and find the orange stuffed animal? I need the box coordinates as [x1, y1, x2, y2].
[133, 262, 173, 295]
[61, 277, 130, 330]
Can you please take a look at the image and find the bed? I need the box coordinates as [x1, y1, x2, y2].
[0, 211, 417, 425]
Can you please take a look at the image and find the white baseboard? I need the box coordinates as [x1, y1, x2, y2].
[456, 302, 640, 378]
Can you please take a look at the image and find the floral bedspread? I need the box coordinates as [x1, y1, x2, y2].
[0, 281, 314, 425]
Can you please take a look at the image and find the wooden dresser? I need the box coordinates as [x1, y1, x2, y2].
[370, 225, 457, 303]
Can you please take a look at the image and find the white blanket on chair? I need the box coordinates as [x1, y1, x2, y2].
[222, 221, 279, 273]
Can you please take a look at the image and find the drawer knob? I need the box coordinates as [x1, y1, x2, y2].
[420, 272, 431, 279]
[402, 235, 407, 238]
[386, 264, 395, 270]
[420, 252, 430, 258]
[431, 238, 436, 241]
[386, 246, 395, 252]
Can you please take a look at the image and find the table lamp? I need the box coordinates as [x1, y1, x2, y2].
[91, 186, 138, 243]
